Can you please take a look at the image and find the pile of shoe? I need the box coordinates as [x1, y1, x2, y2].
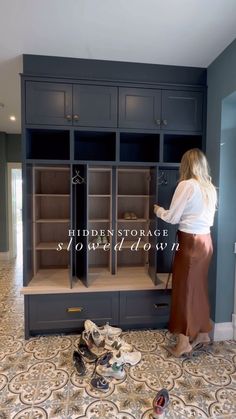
[72, 320, 142, 392]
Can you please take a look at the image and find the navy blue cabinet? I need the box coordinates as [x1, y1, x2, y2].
[26, 82, 117, 128]
[119, 87, 162, 129]
[162, 90, 203, 132]
[119, 87, 203, 131]
[73, 85, 117, 128]
[22, 55, 207, 337]
[26, 82, 73, 126]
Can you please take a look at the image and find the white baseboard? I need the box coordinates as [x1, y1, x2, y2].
[0, 251, 10, 260]
[213, 321, 234, 341]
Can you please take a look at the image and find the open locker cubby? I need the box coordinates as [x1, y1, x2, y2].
[74, 131, 116, 161]
[36, 250, 69, 270]
[119, 133, 160, 162]
[27, 130, 70, 160]
[88, 168, 112, 273]
[163, 134, 202, 163]
[116, 167, 151, 273]
[33, 166, 71, 276]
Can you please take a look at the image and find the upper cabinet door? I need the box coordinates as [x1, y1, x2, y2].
[161, 90, 203, 132]
[26, 82, 73, 125]
[119, 88, 161, 129]
[73, 85, 117, 127]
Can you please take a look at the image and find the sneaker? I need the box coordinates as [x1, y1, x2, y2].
[97, 351, 113, 366]
[73, 350, 86, 376]
[104, 336, 133, 352]
[111, 350, 141, 366]
[90, 375, 109, 392]
[153, 388, 170, 418]
[99, 322, 122, 337]
[92, 236, 102, 245]
[84, 319, 122, 340]
[101, 235, 109, 245]
[96, 362, 126, 380]
[78, 333, 98, 363]
[83, 321, 105, 347]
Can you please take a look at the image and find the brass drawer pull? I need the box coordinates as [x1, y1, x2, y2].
[154, 303, 169, 309]
[67, 307, 83, 313]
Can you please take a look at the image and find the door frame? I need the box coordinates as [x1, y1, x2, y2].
[7, 163, 22, 259]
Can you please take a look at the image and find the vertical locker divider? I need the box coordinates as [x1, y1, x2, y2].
[72, 163, 88, 287]
[111, 166, 117, 275]
[148, 166, 159, 284]
[69, 164, 73, 289]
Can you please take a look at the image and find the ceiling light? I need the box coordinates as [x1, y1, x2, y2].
[10, 115, 16, 121]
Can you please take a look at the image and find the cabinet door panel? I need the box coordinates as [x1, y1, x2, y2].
[28, 292, 119, 334]
[161, 90, 203, 131]
[156, 169, 179, 273]
[119, 87, 161, 129]
[72, 164, 88, 286]
[26, 82, 72, 125]
[119, 290, 171, 328]
[148, 167, 158, 284]
[73, 85, 117, 127]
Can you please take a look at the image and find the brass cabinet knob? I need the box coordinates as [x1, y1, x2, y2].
[66, 114, 72, 121]
[73, 114, 79, 121]
[66, 307, 83, 313]
[162, 119, 168, 126]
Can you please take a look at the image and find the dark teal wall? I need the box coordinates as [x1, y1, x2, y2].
[0, 133, 8, 252]
[0, 133, 21, 252]
[207, 38, 236, 323]
[7, 134, 22, 162]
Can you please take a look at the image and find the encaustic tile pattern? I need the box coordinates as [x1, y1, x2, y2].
[0, 259, 236, 418]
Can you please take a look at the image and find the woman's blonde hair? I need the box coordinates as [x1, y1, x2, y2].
[179, 148, 217, 208]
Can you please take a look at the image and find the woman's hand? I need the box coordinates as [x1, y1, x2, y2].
[154, 204, 160, 215]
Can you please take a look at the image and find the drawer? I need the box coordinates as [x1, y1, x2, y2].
[26, 292, 119, 335]
[119, 290, 171, 328]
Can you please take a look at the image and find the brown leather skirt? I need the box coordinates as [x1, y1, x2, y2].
[169, 230, 213, 340]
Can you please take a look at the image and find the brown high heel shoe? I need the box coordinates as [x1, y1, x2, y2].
[191, 333, 211, 349]
[167, 334, 192, 358]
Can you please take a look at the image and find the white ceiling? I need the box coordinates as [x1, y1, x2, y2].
[0, 0, 236, 134]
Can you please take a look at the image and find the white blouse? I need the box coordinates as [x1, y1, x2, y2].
[154, 179, 216, 234]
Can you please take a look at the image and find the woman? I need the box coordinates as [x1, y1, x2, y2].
[154, 149, 217, 357]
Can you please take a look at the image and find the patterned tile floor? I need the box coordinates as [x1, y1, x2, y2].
[0, 258, 236, 419]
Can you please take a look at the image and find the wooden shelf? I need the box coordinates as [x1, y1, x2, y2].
[121, 240, 147, 249]
[118, 195, 149, 198]
[35, 194, 70, 197]
[35, 219, 70, 223]
[89, 194, 111, 197]
[117, 218, 148, 222]
[34, 166, 70, 172]
[21, 267, 171, 295]
[89, 219, 110, 222]
[36, 242, 69, 250]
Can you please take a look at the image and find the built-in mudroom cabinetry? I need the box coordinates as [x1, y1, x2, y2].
[21, 55, 206, 338]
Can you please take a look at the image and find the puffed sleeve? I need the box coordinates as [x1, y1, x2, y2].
[154, 180, 194, 224]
